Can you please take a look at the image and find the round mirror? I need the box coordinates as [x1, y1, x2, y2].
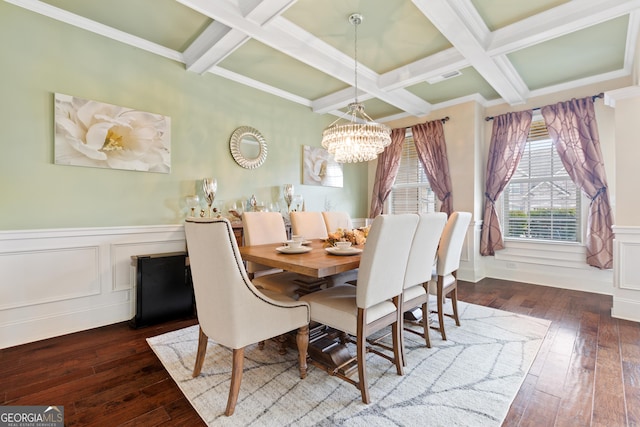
[229, 126, 268, 169]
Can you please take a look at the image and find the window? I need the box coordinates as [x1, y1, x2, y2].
[389, 134, 436, 214]
[502, 119, 581, 242]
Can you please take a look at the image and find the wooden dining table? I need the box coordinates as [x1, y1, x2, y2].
[239, 239, 362, 372]
[238, 239, 362, 279]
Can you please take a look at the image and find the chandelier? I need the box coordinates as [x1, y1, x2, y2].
[321, 14, 391, 163]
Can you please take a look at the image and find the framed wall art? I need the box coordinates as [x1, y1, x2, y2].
[54, 93, 171, 173]
[302, 145, 343, 188]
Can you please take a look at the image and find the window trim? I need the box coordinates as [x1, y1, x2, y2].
[501, 116, 585, 245]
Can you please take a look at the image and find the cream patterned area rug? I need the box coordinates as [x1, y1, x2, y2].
[147, 302, 550, 426]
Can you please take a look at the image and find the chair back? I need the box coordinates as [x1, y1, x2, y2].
[322, 211, 353, 233]
[290, 211, 329, 240]
[436, 212, 472, 276]
[404, 212, 447, 289]
[356, 214, 419, 309]
[185, 217, 306, 348]
[242, 212, 288, 274]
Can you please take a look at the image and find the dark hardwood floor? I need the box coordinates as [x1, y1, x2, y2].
[1, 278, 638, 426]
[457, 279, 639, 427]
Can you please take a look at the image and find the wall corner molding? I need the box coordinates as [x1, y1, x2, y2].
[604, 85, 640, 108]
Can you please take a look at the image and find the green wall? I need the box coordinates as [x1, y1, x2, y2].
[0, 2, 369, 230]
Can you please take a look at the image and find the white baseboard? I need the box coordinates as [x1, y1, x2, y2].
[612, 297, 640, 323]
[0, 299, 132, 349]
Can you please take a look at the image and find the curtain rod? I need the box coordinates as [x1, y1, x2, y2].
[484, 93, 604, 122]
[404, 116, 450, 129]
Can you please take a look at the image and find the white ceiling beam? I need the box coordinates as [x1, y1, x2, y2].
[184, 0, 298, 74]
[270, 17, 432, 116]
[377, 0, 639, 97]
[311, 84, 434, 117]
[209, 65, 311, 107]
[624, 11, 640, 72]
[177, 0, 432, 117]
[377, 48, 467, 91]
[5, 0, 183, 62]
[183, 22, 238, 74]
[270, 17, 433, 116]
[311, 88, 374, 115]
[488, 0, 640, 56]
[9, 0, 637, 120]
[412, 0, 528, 105]
[240, 0, 298, 24]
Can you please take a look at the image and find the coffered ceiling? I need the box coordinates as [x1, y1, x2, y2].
[8, 0, 640, 122]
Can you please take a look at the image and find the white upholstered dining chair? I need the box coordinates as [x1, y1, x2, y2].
[242, 211, 300, 298]
[290, 211, 329, 240]
[401, 212, 447, 361]
[322, 211, 354, 233]
[184, 217, 310, 416]
[428, 211, 472, 340]
[300, 214, 419, 404]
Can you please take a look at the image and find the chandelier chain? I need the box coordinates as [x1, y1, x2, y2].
[353, 16, 358, 104]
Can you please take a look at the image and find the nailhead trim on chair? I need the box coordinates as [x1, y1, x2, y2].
[186, 218, 309, 314]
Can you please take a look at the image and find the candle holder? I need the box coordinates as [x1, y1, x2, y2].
[283, 184, 294, 212]
[203, 178, 218, 218]
[185, 194, 200, 217]
[292, 194, 304, 212]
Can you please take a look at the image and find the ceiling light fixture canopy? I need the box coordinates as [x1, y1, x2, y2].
[321, 13, 391, 163]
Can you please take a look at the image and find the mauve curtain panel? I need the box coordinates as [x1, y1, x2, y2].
[480, 110, 533, 256]
[541, 97, 614, 269]
[411, 120, 454, 215]
[369, 128, 405, 218]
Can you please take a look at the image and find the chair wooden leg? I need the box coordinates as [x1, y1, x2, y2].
[339, 331, 348, 345]
[225, 347, 245, 416]
[451, 285, 460, 326]
[391, 322, 404, 376]
[437, 276, 447, 341]
[192, 327, 208, 377]
[296, 324, 309, 379]
[421, 301, 431, 348]
[277, 334, 287, 355]
[357, 308, 370, 404]
[400, 315, 407, 367]
[392, 296, 404, 376]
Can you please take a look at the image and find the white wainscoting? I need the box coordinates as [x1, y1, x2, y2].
[0, 225, 186, 349]
[612, 226, 640, 322]
[482, 239, 614, 295]
[2, 221, 622, 349]
[458, 219, 485, 283]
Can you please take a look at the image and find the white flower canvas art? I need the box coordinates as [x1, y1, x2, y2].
[302, 145, 343, 188]
[54, 93, 171, 173]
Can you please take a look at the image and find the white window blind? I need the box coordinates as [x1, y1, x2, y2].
[502, 120, 581, 242]
[390, 135, 436, 214]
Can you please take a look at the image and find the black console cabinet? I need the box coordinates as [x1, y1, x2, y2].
[130, 252, 194, 328]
